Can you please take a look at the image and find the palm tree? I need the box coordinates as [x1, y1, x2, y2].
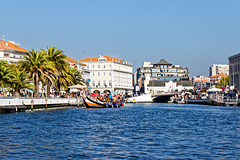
[67, 67, 84, 85]
[0, 60, 11, 89]
[18, 49, 54, 98]
[8, 65, 33, 97]
[61, 67, 84, 96]
[41, 46, 68, 97]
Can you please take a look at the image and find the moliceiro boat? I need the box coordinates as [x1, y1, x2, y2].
[83, 97, 123, 108]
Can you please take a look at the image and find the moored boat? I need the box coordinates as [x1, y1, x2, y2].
[83, 97, 123, 108]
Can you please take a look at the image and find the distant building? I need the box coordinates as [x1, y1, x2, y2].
[192, 75, 211, 89]
[0, 37, 28, 64]
[79, 55, 133, 94]
[228, 53, 240, 91]
[209, 64, 229, 77]
[136, 59, 193, 93]
[210, 72, 228, 84]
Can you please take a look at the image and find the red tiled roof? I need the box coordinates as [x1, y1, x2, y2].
[210, 72, 228, 78]
[66, 56, 78, 63]
[0, 40, 28, 52]
[79, 56, 122, 63]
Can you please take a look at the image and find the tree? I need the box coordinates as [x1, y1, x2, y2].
[41, 46, 68, 97]
[18, 50, 53, 98]
[0, 60, 11, 89]
[219, 76, 229, 88]
[60, 67, 84, 96]
[8, 64, 33, 97]
[67, 67, 84, 85]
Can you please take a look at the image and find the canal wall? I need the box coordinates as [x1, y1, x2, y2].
[0, 97, 83, 114]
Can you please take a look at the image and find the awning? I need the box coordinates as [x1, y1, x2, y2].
[68, 84, 87, 89]
[207, 88, 222, 92]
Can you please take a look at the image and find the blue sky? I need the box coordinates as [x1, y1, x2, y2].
[1, 0, 240, 76]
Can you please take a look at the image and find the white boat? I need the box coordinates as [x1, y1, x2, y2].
[127, 93, 153, 103]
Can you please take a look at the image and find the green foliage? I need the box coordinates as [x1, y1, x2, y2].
[0, 46, 85, 97]
[220, 76, 229, 87]
[18, 49, 55, 97]
[216, 76, 229, 88]
[0, 60, 11, 88]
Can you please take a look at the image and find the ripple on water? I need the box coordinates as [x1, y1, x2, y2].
[0, 104, 240, 159]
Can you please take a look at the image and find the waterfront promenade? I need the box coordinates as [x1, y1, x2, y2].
[0, 97, 82, 113]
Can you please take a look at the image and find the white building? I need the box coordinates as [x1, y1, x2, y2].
[0, 38, 28, 64]
[79, 55, 133, 94]
[209, 64, 229, 76]
[136, 59, 193, 93]
[192, 75, 211, 89]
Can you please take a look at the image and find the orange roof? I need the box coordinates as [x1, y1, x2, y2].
[0, 40, 28, 52]
[104, 56, 122, 63]
[211, 72, 228, 78]
[79, 56, 122, 63]
[66, 56, 78, 63]
[195, 80, 208, 82]
[211, 75, 219, 78]
[79, 57, 98, 62]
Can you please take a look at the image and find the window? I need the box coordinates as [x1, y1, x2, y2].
[99, 58, 106, 61]
[103, 65, 106, 68]
[98, 65, 100, 68]
[92, 81, 95, 87]
[109, 64, 111, 68]
[98, 72, 100, 76]
[109, 72, 111, 76]
[109, 80, 112, 86]
[98, 81, 100, 86]
[92, 65, 95, 68]
[92, 72, 94, 76]
[104, 80, 106, 86]
[103, 72, 105, 76]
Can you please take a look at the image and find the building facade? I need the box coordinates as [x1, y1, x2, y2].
[210, 72, 228, 84]
[228, 53, 240, 91]
[0, 39, 28, 64]
[79, 55, 133, 94]
[209, 64, 229, 77]
[136, 59, 193, 94]
[192, 75, 211, 89]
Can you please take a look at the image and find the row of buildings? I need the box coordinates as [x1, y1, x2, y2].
[193, 64, 229, 90]
[0, 37, 235, 95]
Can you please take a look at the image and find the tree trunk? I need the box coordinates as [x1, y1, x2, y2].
[15, 88, 20, 97]
[34, 72, 39, 98]
[46, 80, 51, 98]
[57, 80, 61, 94]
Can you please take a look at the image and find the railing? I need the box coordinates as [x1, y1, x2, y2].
[0, 97, 80, 106]
[210, 94, 224, 102]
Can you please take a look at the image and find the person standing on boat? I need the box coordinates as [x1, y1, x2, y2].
[109, 94, 113, 102]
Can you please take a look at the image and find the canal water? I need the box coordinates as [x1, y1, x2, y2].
[0, 103, 240, 159]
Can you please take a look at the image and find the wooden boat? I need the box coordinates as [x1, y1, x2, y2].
[83, 97, 123, 108]
[97, 97, 125, 107]
[83, 97, 107, 108]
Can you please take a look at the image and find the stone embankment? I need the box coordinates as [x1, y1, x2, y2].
[0, 97, 83, 114]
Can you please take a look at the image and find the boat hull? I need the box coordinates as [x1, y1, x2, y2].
[128, 94, 153, 103]
[83, 97, 122, 108]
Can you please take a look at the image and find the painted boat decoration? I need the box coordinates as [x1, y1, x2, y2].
[83, 97, 123, 108]
[97, 97, 125, 107]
